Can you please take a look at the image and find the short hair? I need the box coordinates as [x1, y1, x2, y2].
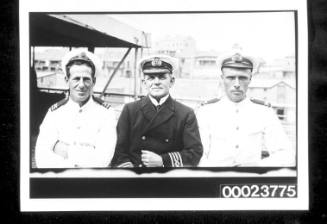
[65, 59, 95, 79]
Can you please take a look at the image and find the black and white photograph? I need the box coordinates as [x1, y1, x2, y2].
[20, 0, 308, 211]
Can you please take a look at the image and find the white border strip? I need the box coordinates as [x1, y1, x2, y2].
[20, 0, 308, 211]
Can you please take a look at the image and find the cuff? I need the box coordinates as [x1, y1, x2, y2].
[161, 152, 183, 167]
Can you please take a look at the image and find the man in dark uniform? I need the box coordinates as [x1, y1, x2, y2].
[111, 55, 203, 168]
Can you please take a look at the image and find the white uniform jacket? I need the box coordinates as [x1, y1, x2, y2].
[196, 97, 295, 167]
[35, 97, 117, 168]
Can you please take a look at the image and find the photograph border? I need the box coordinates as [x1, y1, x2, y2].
[20, 0, 308, 211]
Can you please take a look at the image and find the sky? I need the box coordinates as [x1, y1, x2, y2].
[110, 12, 296, 61]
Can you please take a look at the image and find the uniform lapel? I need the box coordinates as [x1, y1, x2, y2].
[141, 96, 175, 134]
[140, 96, 157, 122]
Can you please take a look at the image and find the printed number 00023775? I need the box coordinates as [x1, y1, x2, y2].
[220, 184, 297, 198]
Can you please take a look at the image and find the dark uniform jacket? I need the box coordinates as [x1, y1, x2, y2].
[111, 96, 203, 167]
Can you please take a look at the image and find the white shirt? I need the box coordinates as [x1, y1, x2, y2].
[149, 94, 170, 107]
[35, 97, 117, 168]
[196, 96, 295, 167]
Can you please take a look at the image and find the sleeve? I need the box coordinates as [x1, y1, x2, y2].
[161, 110, 203, 167]
[35, 110, 70, 168]
[195, 107, 212, 167]
[68, 109, 117, 168]
[260, 108, 296, 167]
[110, 105, 134, 167]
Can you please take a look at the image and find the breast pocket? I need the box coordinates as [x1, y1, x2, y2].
[243, 124, 265, 156]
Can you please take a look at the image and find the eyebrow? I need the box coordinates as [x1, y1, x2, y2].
[146, 74, 168, 78]
[72, 76, 92, 80]
[224, 74, 250, 77]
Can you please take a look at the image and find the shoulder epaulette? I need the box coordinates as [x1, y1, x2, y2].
[250, 97, 271, 107]
[93, 96, 111, 109]
[201, 98, 221, 106]
[50, 97, 69, 111]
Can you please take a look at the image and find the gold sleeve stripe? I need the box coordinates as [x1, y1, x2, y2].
[174, 152, 182, 167]
[171, 152, 178, 167]
[168, 153, 175, 167]
[173, 152, 180, 167]
[176, 152, 183, 167]
[169, 152, 182, 167]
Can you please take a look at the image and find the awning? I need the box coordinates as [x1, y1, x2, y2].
[30, 13, 151, 48]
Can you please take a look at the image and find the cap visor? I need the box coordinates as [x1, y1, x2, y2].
[222, 64, 253, 69]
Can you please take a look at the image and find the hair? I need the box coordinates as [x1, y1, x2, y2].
[65, 60, 96, 79]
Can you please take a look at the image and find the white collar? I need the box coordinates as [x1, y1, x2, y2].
[221, 95, 250, 108]
[67, 96, 93, 112]
[149, 94, 170, 106]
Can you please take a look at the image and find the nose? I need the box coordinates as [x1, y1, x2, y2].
[153, 76, 160, 84]
[77, 78, 86, 88]
[233, 77, 240, 89]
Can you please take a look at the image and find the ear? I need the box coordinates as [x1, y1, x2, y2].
[141, 78, 146, 86]
[169, 76, 175, 87]
[93, 77, 96, 84]
[220, 68, 225, 79]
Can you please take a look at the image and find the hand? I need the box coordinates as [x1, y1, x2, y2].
[53, 141, 70, 159]
[141, 150, 163, 167]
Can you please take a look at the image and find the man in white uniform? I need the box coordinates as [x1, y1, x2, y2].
[35, 49, 117, 168]
[197, 52, 295, 167]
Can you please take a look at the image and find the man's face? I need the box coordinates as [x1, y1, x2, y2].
[142, 73, 175, 100]
[66, 64, 95, 105]
[221, 67, 252, 103]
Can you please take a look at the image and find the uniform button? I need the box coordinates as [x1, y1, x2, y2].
[235, 145, 239, 149]
[73, 141, 77, 146]
[165, 139, 169, 142]
[236, 126, 239, 130]
[138, 164, 143, 167]
[235, 109, 239, 113]
[141, 136, 146, 140]
[76, 126, 80, 129]
[74, 164, 78, 168]
[79, 109, 82, 113]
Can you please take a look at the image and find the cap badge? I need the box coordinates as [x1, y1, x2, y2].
[231, 53, 243, 62]
[80, 52, 87, 58]
[151, 57, 162, 67]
